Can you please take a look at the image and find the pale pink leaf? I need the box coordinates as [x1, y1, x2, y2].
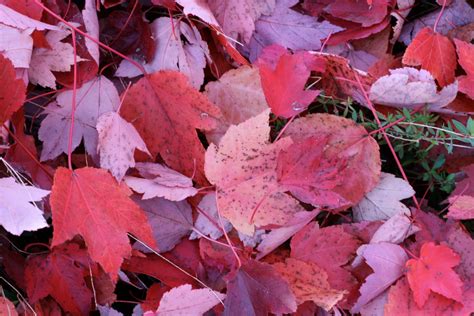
[189, 192, 232, 240]
[256, 209, 319, 259]
[82, 0, 100, 64]
[351, 243, 408, 313]
[116, 18, 209, 88]
[370, 67, 458, 112]
[175, 0, 219, 26]
[248, 0, 343, 61]
[207, 0, 275, 44]
[39, 76, 120, 161]
[0, 24, 33, 68]
[124, 162, 197, 201]
[0, 4, 58, 31]
[353, 172, 415, 222]
[0, 177, 49, 235]
[96, 112, 150, 181]
[447, 195, 474, 220]
[204, 66, 269, 145]
[29, 26, 85, 89]
[146, 284, 225, 316]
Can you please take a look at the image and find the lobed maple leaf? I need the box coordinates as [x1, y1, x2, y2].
[258, 50, 320, 118]
[406, 242, 464, 307]
[324, 0, 389, 27]
[144, 284, 225, 316]
[28, 26, 86, 89]
[0, 54, 26, 125]
[0, 177, 49, 235]
[96, 111, 150, 181]
[124, 163, 197, 201]
[50, 167, 156, 279]
[121, 70, 221, 185]
[39, 75, 120, 161]
[224, 259, 297, 315]
[205, 109, 305, 234]
[402, 27, 457, 86]
[274, 258, 346, 310]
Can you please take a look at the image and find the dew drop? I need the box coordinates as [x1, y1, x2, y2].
[291, 101, 304, 111]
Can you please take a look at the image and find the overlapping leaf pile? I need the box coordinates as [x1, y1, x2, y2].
[0, 0, 473, 315]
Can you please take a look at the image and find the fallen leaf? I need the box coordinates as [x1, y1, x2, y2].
[248, 0, 343, 61]
[256, 209, 319, 259]
[121, 71, 221, 185]
[399, 0, 474, 45]
[291, 224, 361, 295]
[82, 0, 99, 65]
[204, 65, 268, 144]
[207, 0, 275, 44]
[351, 243, 408, 313]
[0, 24, 34, 68]
[282, 113, 381, 209]
[145, 284, 225, 316]
[189, 192, 232, 241]
[447, 195, 474, 220]
[0, 3, 58, 30]
[116, 18, 209, 88]
[0, 297, 17, 316]
[224, 259, 297, 315]
[353, 172, 415, 221]
[205, 109, 305, 234]
[25, 243, 93, 315]
[133, 196, 193, 253]
[369, 67, 458, 111]
[406, 242, 463, 307]
[124, 162, 197, 201]
[29, 25, 85, 89]
[274, 258, 346, 310]
[454, 39, 474, 100]
[96, 111, 150, 181]
[324, 0, 389, 27]
[39, 76, 120, 161]
[402, 27, 456, 86]
[0, 177, 49, 235]
[385, 277, 473, 315]
[50, 167, 156, 279]
[0, 54, 26, 125]
[258, 50, 319, 118]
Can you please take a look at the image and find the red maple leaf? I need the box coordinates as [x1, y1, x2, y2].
[50, 167, 156, 279]
[406, 242, 464, 307]
[402, 27, 456, 86]
[120, 70, 221, 185]
[0, 54, 26, 125]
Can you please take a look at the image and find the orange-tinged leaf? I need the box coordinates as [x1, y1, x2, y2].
[273, 258, 346, 310]
[406, 242, 463, 307]
[50, 167, 156, 279]
[402, 27, 456, 86]
[121, 71, 221, 185]
[0, 54, 26, 125]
